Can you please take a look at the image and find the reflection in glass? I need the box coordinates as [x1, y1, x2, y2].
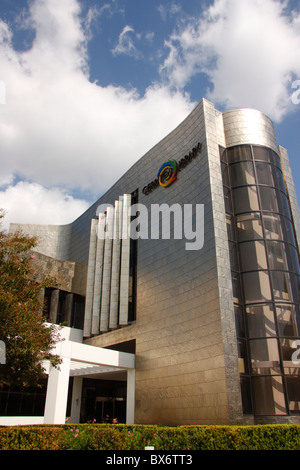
[239, 241, 268, 271]
[272, 166, 286, 193]
[286, 377, 300, 413]
[226, 214, 235, 241]
[242, 271, 272, 303]
[229, 241, 239, 271]
[252, 376, 286, 415]
[246, 304, 276, 338]
[235, 305, 246, 338]
[221, 143, 300, 417]
[276, 305, 299, 337]
[283, 217, 297, 247]
[277, 190, 291, 216]
[230, 161, 255, 187]
[263, 213, 284, 240]
[233, 186, 259, 213]
[221, 161, 230, 186]
[238, 339, 249, 374]
[259, 187, 279, 212]
[266, 241, 289, 271]
[271, 271, 293, 302]
[236, 213, 263, 241]
[255, 162, 274, 186]
[223, 187, 233, 213]
[232, 272, 242, 304]
[227, 145, 252, 163]
[250, 338, 281, 375]
[252, 146, 280, 167]
[288, 245, 300, 275]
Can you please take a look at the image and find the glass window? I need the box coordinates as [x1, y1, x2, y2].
[229, 241, 239, 271]
[232, 272, 242, 304]
[233, 186, 259, 213]
[238, 339, 249, 374]
[266, 240, 289, 271]
[277, 190, 291, 217]
[252, 376, 286, 415]
[221, 161, 230, 186]
[288, 245, 300, 275]
[259, 187, 279, 212]
[252, 146, 278, 165]
[263, 213, 284, 240]
[249, 338, 281, 375]
[227, 145, 252, 163]
[242, 271, 272, 303]
[283, 216, 297, 247]
[223, 186, 233, 213]
[235, 305, 246, 338]
[226, 214, 235, 241]
[219, 146, 227, 163]
[229, 161, 255, 187]
[271, 271, 293, 301]
[276, 305, 299, 337]
[236, 213, 263, 241]
[255, 162, 274, 186]
[286, 377, 300, 414]
[246, 304, 276, 338]
[239, 241, 268, 271]
[240, 376, 253, 414]
[272, 166, 286, 193]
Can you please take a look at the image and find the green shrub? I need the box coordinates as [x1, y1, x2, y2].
[0, 423, 300, 450]
[0, 425, 62, 450]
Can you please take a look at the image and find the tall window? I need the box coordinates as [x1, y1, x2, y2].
[128, 189, 138, 323]
[220, 144, 300, 416]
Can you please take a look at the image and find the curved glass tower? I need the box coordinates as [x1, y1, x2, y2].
[221, 110, 300, 418]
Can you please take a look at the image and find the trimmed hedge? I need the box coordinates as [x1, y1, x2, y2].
[0, 424, 300, 450]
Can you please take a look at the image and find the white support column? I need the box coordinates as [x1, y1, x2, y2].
[69, 377, 83, 424]
[83, 218, 98, 337]
[91, 213, 105, 335]
[126, 368, 135, 424]
[44, 356, 71, 424]
[109, 200, 121, 329]
[119, 194, 131, 325]
[100, 206, 114, 332]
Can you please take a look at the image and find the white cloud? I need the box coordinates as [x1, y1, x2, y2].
[112, 25, 141, 58]
[0, 0, 194, 228]
[0, 182, 90, 230]
[160, 0, 300, 122]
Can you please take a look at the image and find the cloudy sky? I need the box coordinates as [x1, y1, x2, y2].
[0, 0, 299, 230]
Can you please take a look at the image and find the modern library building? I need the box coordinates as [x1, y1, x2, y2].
[3, 98, 300, 426]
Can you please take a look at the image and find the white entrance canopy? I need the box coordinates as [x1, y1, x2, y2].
[0, 326, 135, 426]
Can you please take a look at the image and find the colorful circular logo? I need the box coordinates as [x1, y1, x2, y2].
[157, 160, 177, 187]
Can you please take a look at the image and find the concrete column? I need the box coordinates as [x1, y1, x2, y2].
[44, 356, 71, 424]
[83, 218, 98, 337]
[109, 201, 121, 329]
[69, 377, 83, 424]
[91, 213, 105, 335]
[126, 368, 135, 424]
[100, 206, 114, 332]
[119, 194, 131, 325]
[49, 289, 59, 324]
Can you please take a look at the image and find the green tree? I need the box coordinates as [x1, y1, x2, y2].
[0, 210, 61, 388]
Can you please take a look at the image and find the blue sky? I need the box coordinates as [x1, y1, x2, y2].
[0, 0, 299, 229]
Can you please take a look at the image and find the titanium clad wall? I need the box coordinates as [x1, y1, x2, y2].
[9, 222, 72, 261]
[85, 98, 242, 425]
[222, 108, 279, 153]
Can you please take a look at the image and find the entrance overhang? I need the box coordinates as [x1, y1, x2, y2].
[0, 325, 135, 426]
